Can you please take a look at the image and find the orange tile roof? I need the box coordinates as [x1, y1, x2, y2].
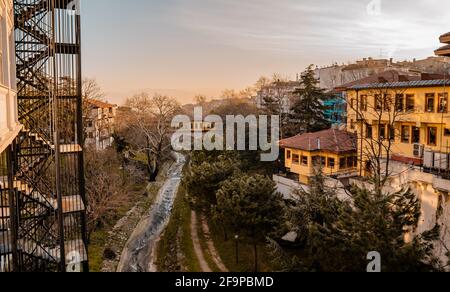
[279, 129, 357, 154]
[85, 99, 117, 109]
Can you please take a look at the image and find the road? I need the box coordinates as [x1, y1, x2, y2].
[117, 152, 186, 272]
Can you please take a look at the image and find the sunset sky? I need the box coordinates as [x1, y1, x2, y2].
[81, 0, 450, 105]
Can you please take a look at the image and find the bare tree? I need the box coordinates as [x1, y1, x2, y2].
[348, 82, 412, 194]
[118, 93, 181, 181]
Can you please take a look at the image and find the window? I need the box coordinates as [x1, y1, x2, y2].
[0, 14, 6, 86]
[313, 156, 326, 167]
[347, 157, 357, 168]
[292, 154, 300, 164]
[301, 156, 308, 166]
[426, 94, 435, 112]
[395, 94, 404, 112]
[350, 120, 355, 130]
[412, 127, 420, 144]
[383, 94, 392, 111]
[339, 158, 347, 169]
[389, 126, 396, 141]
[327, 158, 336, 169]
[406, 95, 415, 112]
[375, 95, 382, 110]
[379, 124, 387, 140]
[427, 127, 437, 146]
[439, 93, 448, 113]
[401, 126, 410, 143]
[445, 129, 450, 137]
[360, 95, 368, 111]
[88, 132, 94, 139]
[286, 150, 291, 160]
[366, 125, 373, 139]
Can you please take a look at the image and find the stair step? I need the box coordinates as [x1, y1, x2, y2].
[19, 239, 87, 264]
[56, 196, 86, 214]
[0, 208, 9, 219]
[26, 131, 82, 153]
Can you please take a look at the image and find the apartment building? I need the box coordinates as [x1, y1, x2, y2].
[0, 0, 20, 153]
[85, 99, 118, 150]
[255, 80, 301, 114]
[346, 79, 450, 262]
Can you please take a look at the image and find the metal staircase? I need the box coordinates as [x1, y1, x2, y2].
[0, 0, 88, 272]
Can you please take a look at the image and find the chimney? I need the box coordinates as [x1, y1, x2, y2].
[390, 58, 393, 65]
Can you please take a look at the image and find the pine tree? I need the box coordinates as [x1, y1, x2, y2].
[215, 175, 285, 272]
[183, 155, 240, 211]
[270, 173, 445, 272]
[288, 65, 331, 135]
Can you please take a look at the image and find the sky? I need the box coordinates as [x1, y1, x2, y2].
[81, 0, 450, 105]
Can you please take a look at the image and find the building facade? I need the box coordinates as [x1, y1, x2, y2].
[346, 80, 450, 171]
[0, 0, 20, 153]
[85, 99, 117, 150]
[255, 81, 301, 114]
[1, 0, 88, 272]
[280, 129, 357, 185]
[346, 79, 450, 263]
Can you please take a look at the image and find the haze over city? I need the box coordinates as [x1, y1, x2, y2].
[81, 0, 450, 104]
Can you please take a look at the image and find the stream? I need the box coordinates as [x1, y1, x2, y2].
[117, 152, 186, 272]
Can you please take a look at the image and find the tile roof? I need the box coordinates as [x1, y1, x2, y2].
[350, 79, 450, 90]
[279, 129, 357, 154]
[334, 70, 421, 92]
[85, 99, 117, 109]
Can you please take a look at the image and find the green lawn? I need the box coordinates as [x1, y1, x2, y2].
[208, 219, 276, 272]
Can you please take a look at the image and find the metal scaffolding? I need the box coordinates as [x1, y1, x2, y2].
[0, 0, 87, 272]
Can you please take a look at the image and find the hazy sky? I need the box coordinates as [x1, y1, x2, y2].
[81, 0, 450, 104]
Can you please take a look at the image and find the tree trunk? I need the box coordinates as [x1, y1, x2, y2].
[253, 243, 258, 272]
[149, 161, 159, 182]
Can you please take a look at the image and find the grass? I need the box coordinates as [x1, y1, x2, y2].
[156, 185, 201, 272]
[88, 230, 109, 272]
[208, 219, 276, 272]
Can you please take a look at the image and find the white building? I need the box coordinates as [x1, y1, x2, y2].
[255, 81, 301, 114]
[84, 99, 117, 150]
[0, 0, 20, 154]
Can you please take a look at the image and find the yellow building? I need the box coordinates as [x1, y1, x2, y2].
[280, 129, 357, 185]
[346, 80, 450, 174]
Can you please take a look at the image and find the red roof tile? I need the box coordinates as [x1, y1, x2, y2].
[279, 129, 357, 154]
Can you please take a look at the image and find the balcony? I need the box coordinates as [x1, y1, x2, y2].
[0, 86, 21, 153]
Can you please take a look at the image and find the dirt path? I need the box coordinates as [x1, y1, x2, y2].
[201, 216, 229, 272]
[190, 211, 212, 272]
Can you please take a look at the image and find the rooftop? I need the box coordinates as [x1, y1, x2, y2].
[279, 129, 357, 154]
[350, 79, 450, 90]
[85, 99, 117, 109]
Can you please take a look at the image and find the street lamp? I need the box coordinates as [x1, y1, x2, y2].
[235, 235, 239, 264]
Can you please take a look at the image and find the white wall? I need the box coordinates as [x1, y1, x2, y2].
[0, 0, 21, 154]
